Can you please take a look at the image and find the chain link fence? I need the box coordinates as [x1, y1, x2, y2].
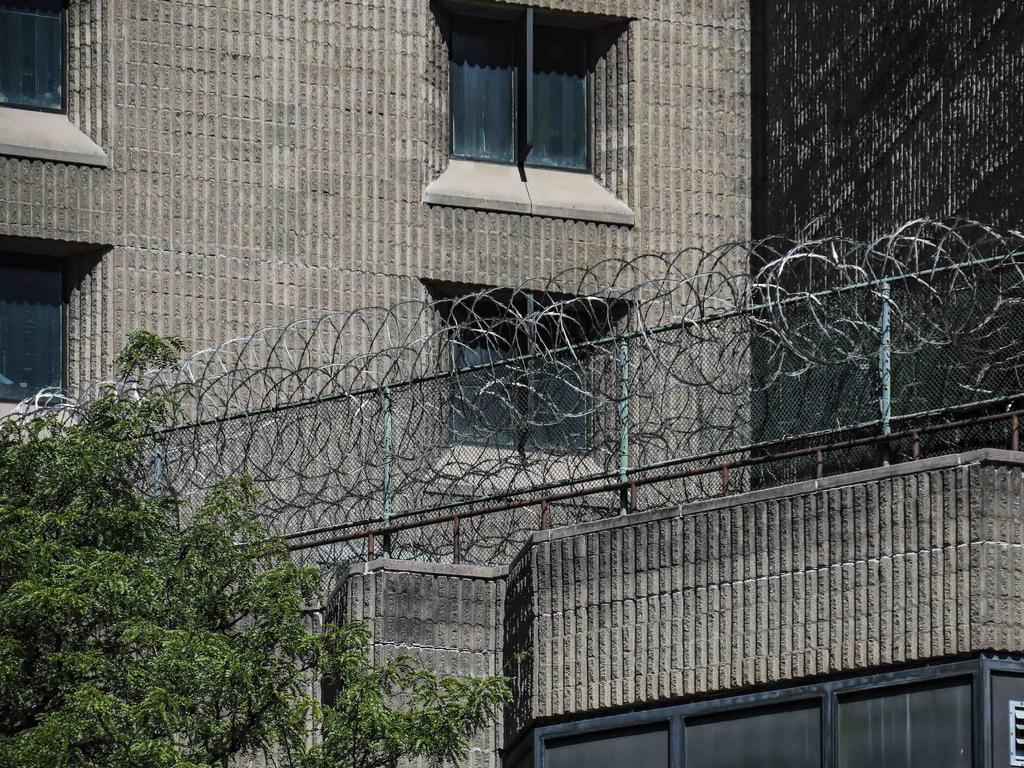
[8, 219, 1024, 582]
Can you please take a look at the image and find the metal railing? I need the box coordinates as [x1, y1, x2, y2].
[285, 406, 1023, 562]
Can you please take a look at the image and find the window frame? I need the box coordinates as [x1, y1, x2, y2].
[0, 0, 68, 114]
[445, 5, 595, 173]
[0, 251, 68, 402]
[525, 657, 1020, 768]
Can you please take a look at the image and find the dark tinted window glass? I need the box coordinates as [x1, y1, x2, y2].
[838, 680, 972, 768]
[451, 343, 520, 448]
[0, 1, 63, 111]
[530, 354, 589, 451]
[532, 26, 588, 170]
[546, 724, 668, 768]
[685, 701, 821, 768]
[434, 285, 613, 453]
[450, 344, 591, 452]
[451, 18, 515, 163]
[0, 264, 62, 400]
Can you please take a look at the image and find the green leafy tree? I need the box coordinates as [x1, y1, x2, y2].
[0, 332, 508, 768]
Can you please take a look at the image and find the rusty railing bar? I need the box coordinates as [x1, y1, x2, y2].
[291, 408, 1023, 552]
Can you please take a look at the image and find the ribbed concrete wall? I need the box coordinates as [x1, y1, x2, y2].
[0, 0, 751, 387]
[331, 450, 1024, 757]
[336, 561, 508, 768]
[506, 449, 1024, 740]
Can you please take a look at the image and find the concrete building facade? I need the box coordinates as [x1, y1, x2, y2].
[751, 0, 1024, 241]
[0, 0, 750, 405]
[5, 3, 1024, 768]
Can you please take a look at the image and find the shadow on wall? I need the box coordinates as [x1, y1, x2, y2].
[751, 0, 1024, 245]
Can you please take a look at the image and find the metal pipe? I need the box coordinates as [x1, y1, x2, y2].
[383, 385, 393, 555]
[618, 337, 630, 515]
[879, 279, 892, 465]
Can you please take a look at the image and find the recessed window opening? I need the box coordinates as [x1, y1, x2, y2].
[426, 281, 627, 452]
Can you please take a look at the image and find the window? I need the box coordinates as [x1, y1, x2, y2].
[0, 258, 63, 401]
[0, 0, 64, 112]
[449, 7, 591, 171]
[990, 674, 1024, 768]
[451, 17, 516, 164]
[427, 282, 626, 452]
[1010, 700, 1024, 767]
[545, 725, 668, 768]
[837, 680, 972, 768]
[684, 702, 822, 768]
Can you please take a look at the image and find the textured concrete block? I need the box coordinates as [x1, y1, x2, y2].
[500, 450, 1024, 748]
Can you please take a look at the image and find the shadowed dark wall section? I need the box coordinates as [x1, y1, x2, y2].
[752, 0, 1024, 241]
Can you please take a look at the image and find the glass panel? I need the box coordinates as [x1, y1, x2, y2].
[529, 354, 590, 451]
[451, 344, 521, 448]
[0, 1, 63, 111]
[838, 680, 972, 768]
[531, 25, 588, 170]
[545, 724, 669, 768]
[0, 264, 62, 401]
[451, 18, 515, 164]
[685, 701, 822, 768]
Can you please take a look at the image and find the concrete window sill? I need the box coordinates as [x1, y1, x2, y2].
[0, 106, 108, 167]
[423, 159, 634, 227]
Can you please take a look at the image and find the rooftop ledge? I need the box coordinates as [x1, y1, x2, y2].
[422, 159, 635, 226]
[0, 106, 108, 167]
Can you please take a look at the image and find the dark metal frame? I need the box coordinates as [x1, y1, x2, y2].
[524, 656, 1024, 768]
[0, 0, 68, 114]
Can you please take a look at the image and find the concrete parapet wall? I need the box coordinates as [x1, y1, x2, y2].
[332, 450, 1024, 757]
[335, 561, 508, 768]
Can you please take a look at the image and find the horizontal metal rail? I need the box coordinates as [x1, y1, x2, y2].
[286, 407, 1024, 558]
[281, 391, 1024, 543]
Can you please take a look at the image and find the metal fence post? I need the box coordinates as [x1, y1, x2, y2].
[618, 337, 630, 515]
[383, 384, 393, 556]
[153, 441, 164, 498]
[879, 280, 893, 465]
